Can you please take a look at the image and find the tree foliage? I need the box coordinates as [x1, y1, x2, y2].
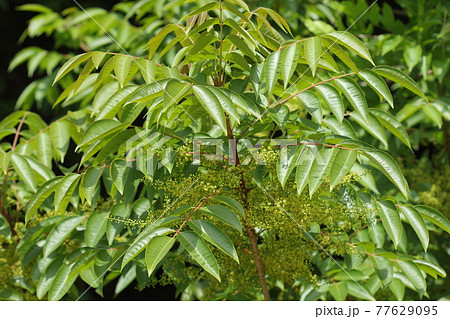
[1, 0, 449, 301]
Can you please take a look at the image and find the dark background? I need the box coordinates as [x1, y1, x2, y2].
[0, 0, 117, 119]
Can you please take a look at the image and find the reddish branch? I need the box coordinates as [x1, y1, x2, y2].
[11, 113, 28, 151]
[173, 189, 221, 236]
[246, 225, 271, 300]
[443, 119, 450, 164]
[0, 113, 28, 236]
[227, 118, 271, 301]
[24, 114, 68, 145]
[236, 72, 356, 141]
[272, 72, 355, 108]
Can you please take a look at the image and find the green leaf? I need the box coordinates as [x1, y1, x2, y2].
[43, 51, 62, 75]
[359, 148, 410, 199]
[190, 34, 217, 56]
[345, 281, 375, 301]
[145, 236, 175, 276]
[188, 220, 239, 263]
[93, 129, 136, 165]
[304, 37, 322, 76]
[85, 212, 108, 247]
[193, 85, 227, 134]
[113, 55, 132, 87]
[133, 198, 151, 217]
[263, 50, 281, 94]
[80, 138, 112, 167]
[335, 77, 369, 123]
[263, 8, 291, 35]
[223, 1, 252, 25]
[329, 148, 357, 190]
[48, 263, 78, 301]
[423, 104, 443, 127]
[115, 264, 136, 297]
[23, 155, 54, 182]
[79, 119, 128, 148]
[110, 159, 130, 195]
[295, 147, 315, 195]
[369, 223, 385, 248]
[25, 177, 62, 225]
[91, 51, 107, 69]
[350, 112, 388, 147]
[315, 84, 344, 123]
[145, 24, 179, 59]
[269, 105, 289, 128]
[11, 154, 37, 192]
[0, 150, 11, 174]
[370, 255, 393, 287]
[81, 167, 104, 206]
[54, 173, 81, 214]
[399, 206, 429, 251]
[8, 47, 41, 71]
[359, 69, 393, 107]
[135, 59, 156, 84]
[187, 18, 219, 37]
[53, 52, 93, 84]
[43, 216, 84, 258]
[0, 289, 23, 301]
[389, 278, 405, 301]
[181, 2, 218, 20]
[26, 50, 46, 76]
[36, 255, 64, 299]
[71, 59, 95, 95]
[226, 34, 256, 61]
[106, 203, 131, 245]
[226, 19, 254, 42]
[121, 227, 173, 270]
[94, 57, 114, 90]
[36, 131, 52, 168]
[413, 260, 446, 279]
[323, 118, 357, 140]
[404, 45, 422, 72]
[207, 87, 240, 123]
[374, 66, 427, 100]
[369, 109, 411, 149]
[213, 195, 245, 216]
[415, 205, 450, 234]
[322, 38, 358, 73]
[163, 80, 191, 112]
[97, 85, 138, 120]
[329, 282, 348, 301]
[300, 283, 329, 301]
[377, 200, 402, 248]
[396, 261, 426, 297]
[223, 89, 260, 118]
[177, 231, 220, 282]
[50, 120, 71, 163]
[277, 146, 301, 188]
[323, 32, 374, 64]
[350, 162, 378, 193]
[309, 147, 338, 196]
[281, 42, 301, 88]
[201, 205, 242, 233]
[297, 91, 322, 123]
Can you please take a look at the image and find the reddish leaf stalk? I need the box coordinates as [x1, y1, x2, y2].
[173, 189, 221, 236]
[236, 72, 356, 141]
[227, 119, 271, 301]
[0, 113, 28, 236]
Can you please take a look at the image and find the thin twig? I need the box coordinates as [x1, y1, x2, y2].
[173, 189, 221, 236]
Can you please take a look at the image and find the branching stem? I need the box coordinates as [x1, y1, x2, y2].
[226, 118, 270, 301]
